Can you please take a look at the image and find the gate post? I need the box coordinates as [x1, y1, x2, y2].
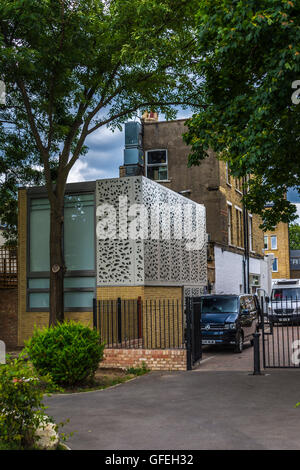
[253, 332, 262, 375]
[117, 297, 122, 344]
[186, 297, 192, 371]
[93, 298, 97, 330]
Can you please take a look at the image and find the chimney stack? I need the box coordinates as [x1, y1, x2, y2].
[141, 110, 158, 122]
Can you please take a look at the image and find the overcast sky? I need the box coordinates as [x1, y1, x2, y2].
[67, 111, 300, 223]
[67, 108, 192, 183]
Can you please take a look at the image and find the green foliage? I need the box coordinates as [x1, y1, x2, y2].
[126, 362, 150, 376]
[289, 224, 300, 250]
[184, 0, 300, 230]
[0, 357, 54, 448]
[25, 321, 105, 386]
[0, 0, 201, 322]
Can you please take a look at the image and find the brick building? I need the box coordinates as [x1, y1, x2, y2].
[290, 250, 300, 279]
[264, 222, 291, 280]
[120, 116, 272, 295]
[17, 176, 206, 372]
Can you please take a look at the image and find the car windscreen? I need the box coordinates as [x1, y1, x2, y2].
[201, 297, 238, 314]
[271, 288, 300, 301]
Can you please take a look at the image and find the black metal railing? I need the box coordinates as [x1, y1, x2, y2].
[260, 296, 300, 368]
[93, 297, 185, 350]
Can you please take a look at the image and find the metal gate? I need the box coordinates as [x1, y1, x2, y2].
[260, 296, 300, 368]
[186, 297, 202, 369]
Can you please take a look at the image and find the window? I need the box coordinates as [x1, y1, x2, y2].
[64, 194, 95, 271]
[271, 235, 277, 250]
[264, 236, 268, 250]
[235, 178, 243, 193]
[272, 288, 300, 300]
[249, 215, 253, 251]
[272, 257, 278, 272]
[201, 296, 238, 314]
[226, 163, 231, 186]
[30, 199, 50, 272]
[28, 193, 95, 311]
[146, 150, 168, 181]
[235, 207, 243, 248]
[227, 203, 233, 244]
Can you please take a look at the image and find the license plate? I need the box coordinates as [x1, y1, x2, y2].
[202, 340, 216, 345]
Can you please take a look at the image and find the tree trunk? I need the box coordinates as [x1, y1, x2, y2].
[49, 197, 65, 326]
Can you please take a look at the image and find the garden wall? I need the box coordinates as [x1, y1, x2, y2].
[0, 288, 18, 349]
[101, 348, 187, 371]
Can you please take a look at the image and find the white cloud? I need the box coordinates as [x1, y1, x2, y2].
[67, 108, 192, 183]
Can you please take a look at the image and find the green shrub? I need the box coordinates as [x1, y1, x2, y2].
[25, 321, 105, 386]
[0, 357, 54, 448]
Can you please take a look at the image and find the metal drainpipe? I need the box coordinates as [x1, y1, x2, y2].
[243, 178, 250, 293]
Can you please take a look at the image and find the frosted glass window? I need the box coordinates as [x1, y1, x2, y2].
[29, 293, 49, 308]
[64, 292, 94, 308]
[30, 199, 50, 272]
[64, 194, 95, 271]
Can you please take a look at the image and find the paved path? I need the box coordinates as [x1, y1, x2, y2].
[45, 369, 300, 450]
[199, 341, 254, 371]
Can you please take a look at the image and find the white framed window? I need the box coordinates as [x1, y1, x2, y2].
[272, 257, 278, 272]
[227, 202, 233, 245]
[235, 178, 243, 194]
[249, 214, 253, 251]
[271, 235, 277, 250]
[235, 205, 243, 248]
[146, 149, 168, 181]
[226, 162, 231, 186]
[264, 236, 268, 250]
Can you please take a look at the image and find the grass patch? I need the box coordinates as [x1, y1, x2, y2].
[55, 365, 149, 394]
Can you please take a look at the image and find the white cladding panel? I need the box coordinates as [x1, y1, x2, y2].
[96, 176, 207, 287]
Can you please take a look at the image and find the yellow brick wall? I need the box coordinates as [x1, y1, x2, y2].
[97, 285, 145, 301]
[96, 285, 184, 349]
[18, 189, 93, 345]
[219, 162, 264, 256]
[264, 222, 290, 279]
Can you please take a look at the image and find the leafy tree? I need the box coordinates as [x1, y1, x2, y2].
[184, 0, 300, 230]
[289, 223, 300, 250]
[0, 125, 43, 245]
[0, 0, 201, 325]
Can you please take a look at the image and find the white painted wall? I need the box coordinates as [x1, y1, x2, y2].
[214, 246, 244, 294]
[214, 246, 273, 295]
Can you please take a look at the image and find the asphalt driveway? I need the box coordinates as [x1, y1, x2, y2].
[44, 369, 300, 450]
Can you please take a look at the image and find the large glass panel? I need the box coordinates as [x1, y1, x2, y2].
[64, 277, 95, 288]
[30, 199, 50, 272]
[29, 292, 49, 308]
[64, 194, 95, 271]
[28, 279, 50, 289]
[64, 292, 94, 308]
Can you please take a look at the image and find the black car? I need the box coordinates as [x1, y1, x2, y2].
[200, 294, 259, 353]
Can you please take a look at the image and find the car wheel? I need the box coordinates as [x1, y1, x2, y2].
[234, 332, 243, 353]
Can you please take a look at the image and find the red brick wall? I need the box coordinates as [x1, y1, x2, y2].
[101, 348, 187, 371]
[0, 288, 18, 349]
